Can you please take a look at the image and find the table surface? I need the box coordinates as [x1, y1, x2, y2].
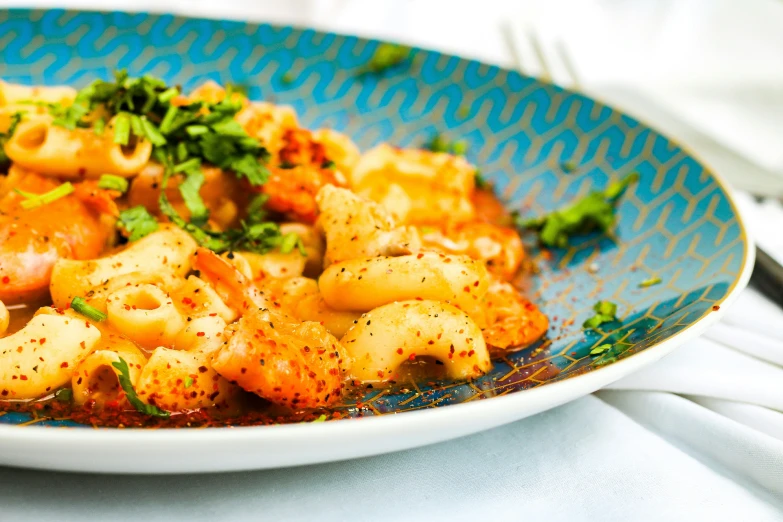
[2, 1, 783, 520]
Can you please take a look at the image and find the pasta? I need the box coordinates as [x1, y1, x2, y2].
[0, 75, 548, 426]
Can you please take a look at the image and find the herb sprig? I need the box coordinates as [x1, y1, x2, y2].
[518, 173, 639, 248]
[112, 357, 170, 418]
[359, 43, 411, 75]
[48, 70, 297, 255]
[583, 300, 618, 330]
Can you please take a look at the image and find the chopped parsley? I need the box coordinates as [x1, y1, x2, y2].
[518, 172, 639, 248]
[14, 182, 74, 210]
[583, 300, 618, 330]
[639, 276, 662, 288]
[46, 70, 289, 254]
[474, 170, 489, 190]
[97, 174, 129, 193]
[561, 160, 578, 173]
[359, 43, 411, 75]
[311, 414, 327, 423]
[54, 388, 73, 403]
[590, 343, 612, 356]
[184, 377, 194, 389]
[111, 357, 170, 418]
[281, 72, 295, 85]
[0, 111, 24, 169]
[118, 206, 159, 242]
[425, 133, 468, 156]
[70, 296, 107, 322]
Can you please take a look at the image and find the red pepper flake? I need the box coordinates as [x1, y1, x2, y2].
[198, 366, 208, 373]
[60, 362, 69, 368]
[20, 375, 28, 381]
[408, 353, 416, 361]
[196, 332, 205, 337]
[376, 370, 384, 378]
[459, 350, 467, 358]
[39, 338, 46, 345]
[182, 297, 193, 305]
[712, 305, 720, 311]
[463, 285, 470, 293]
[396, 348, 403, 355]
[209, 313, 217, 317]
[468, 349, 475, 357]
[416, 253, 424, 259]
[1, 276, 9, 284]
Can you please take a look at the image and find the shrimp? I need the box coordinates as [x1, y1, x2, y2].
[212, 308, 345, 409]
[194, 249, 346, 408]
[235, 102, 299, 156]
[481, 279, 549, 353]
[315, 185, 422, 265]
[421, 222, 525, 281]
[0, 169, 117, 304]
[257, 128, 350, 224]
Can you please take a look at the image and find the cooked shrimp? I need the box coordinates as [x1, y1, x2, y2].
[235, 101, 299, 156]
[212, 309, 345, 409]
[421, 222, 525, 281]
[260, 164, 347, 224]
[481, 279, 549, 352]
[0, 170, 116, 304]
[191, 247, 270, 314]
[315, 185, 422, 265]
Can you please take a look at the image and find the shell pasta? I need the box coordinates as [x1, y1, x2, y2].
[0, 73, 548, 427]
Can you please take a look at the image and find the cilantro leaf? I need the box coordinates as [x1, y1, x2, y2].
[118, 206, 159, 242]
[359, 43, 411, 75]
[519, 172, 639, 248]
[424, 133, 468, 156]
[583, 300, 618, 330]
[111, 357, 170, 418]
[178, 169, 209, 227]
[590, 343, 612, 356]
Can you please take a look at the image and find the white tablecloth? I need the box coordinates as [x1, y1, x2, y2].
[2, 1, 783, 520]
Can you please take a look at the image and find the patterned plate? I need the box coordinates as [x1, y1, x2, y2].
[0, 9, 752, 473]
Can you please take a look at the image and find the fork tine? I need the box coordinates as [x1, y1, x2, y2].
[502, 22, 548, 80]
[555, 40, 581, 89]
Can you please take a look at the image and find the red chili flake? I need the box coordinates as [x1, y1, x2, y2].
[376, 370, 384, 378]
[443, 258, 452, 263]
[196, 332, 205, 337]
[408, 353, 416, 361]
[209, 313, 217, 317]
[712, 305, 720, 311]
[20, 375, 28, 381]
[473, 281, 479, 287]
[468, 350, 475, 357]
[459, 350, 467, 358]
[396, 348, 403, 355]
[463, 285, 470, 293]
[198, 366, 208, 373]
[1, 276, 9, 284]
[39, 338, 46, 345]
[427, 340, 434, 345]
[60, 362, 68, 368]
[416, 253, 424, 259]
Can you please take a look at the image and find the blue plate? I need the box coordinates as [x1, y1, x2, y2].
[0, 9, 751, 432]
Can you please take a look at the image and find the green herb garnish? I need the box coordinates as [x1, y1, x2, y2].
[425, 133, 468, 156]
[97, 174, 129, 193]
[590, 344, 612, 356]
[70, 296, 107, 322]
[518, 172, 639, 248]
[111, 357, 170, 418]
[561, 160, 578, 173]
[474, 170, 489, 190]
[281, 72, 295, 85]
[118, 206, 159, 242]
[312, 414, 327, 423]
[583, 300, 618, 330]
[14, 182, 74, 210]
[639, 276, 662, 288]
[54, 388, 73, 403]
[0, 111, 25, 169]
[184, 377, 194, 389]
[359, 43, 411, 75]
[48, 70, 277, 252]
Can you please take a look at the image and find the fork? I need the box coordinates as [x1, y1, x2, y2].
[501, 22, 783, 307]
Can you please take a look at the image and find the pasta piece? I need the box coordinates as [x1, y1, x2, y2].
[0, 80, 76, 106]
[341, 300, 491, 383]
[420, 222, 526, 281]
[50, 225, 197, 308]
[71, 336, 147, 406]
[0, 299, 8, 337]
[312, 129, 361, 176]
[67, 272, 182, 316]
[170, 276, 237, 324]
[135, 346, 240, 412]
[174, 315, 227, 352]
[105, 284, 186, 350]
[235, 101, 299, 155]
[350, 144, 476, 224]
[0, 310, 100, 399]
[315, 185, 421, 265]
[319, 252, 489, 313]
[262, 277, 361, 338]
[279, 223, 324, 277]
[4, 115, 152, 178]
[239, 250, 306, 281]
[212, 309, 345, 409]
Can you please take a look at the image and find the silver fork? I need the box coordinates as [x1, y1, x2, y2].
[502, 21, 783, 307]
